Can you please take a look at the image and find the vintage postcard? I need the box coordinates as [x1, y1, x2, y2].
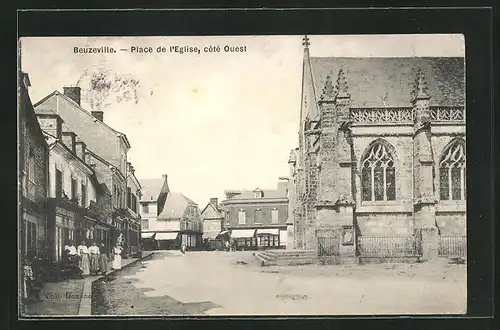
[18, 34, 466, 317]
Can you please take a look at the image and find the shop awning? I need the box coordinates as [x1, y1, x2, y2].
[203, 231, 220, 239]
[230, 229, 256, 238]
[141, 232, 156, 239]
[155, 232, 179, 241]
[256, 228, 280, 235]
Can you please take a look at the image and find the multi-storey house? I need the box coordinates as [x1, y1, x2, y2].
[34, 87, 140, 253]
[19, 72, 49, 259]
[220, 178, 289, 250]
[36, 113, 113, 260]
[139, 175, 203, 250]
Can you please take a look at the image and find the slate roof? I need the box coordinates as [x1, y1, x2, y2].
[157, 192, 197, 220]
[201, 202, 223, 220]
[139, 178, 165, 202]
[308, 57, 465, 117]
[226, 183, 287, 200]
[34, 91, 131, 148]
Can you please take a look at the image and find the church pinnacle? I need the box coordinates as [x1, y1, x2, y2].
[412, 68, 430, 101]
[320, 73, 335, 101]
[336, 68, 350, 98]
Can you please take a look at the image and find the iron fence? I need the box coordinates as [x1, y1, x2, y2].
[317, 236, 341, 256]
[438, 236, 467, 257]
[356, 235, 421, 258]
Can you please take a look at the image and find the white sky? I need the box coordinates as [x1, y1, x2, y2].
[20, 34, 464, 206]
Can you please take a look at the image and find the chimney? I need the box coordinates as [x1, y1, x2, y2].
[61, 131, 77, 153]
[63, 86, 81, 106]
[210, 198, 219, 209]
[91, 111, 104, 122]
[278, 177, 289, 195]
[75, 140, 87, 161]
[36, 114, 63, 139]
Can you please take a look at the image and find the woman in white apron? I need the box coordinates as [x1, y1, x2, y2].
[112, 244, 123, 270]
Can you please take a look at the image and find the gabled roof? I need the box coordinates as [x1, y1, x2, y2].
[33, 90, 131, 149]
[139, 178, 164, 202]
[308, 57, 465, 110]
[201, 202, 223, 220]
[157, 192, 197, 220]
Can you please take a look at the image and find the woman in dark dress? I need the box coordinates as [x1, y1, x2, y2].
[99, 242, 109, 275]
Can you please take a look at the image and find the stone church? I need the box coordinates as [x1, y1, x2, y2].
[288, 36, 466, 259]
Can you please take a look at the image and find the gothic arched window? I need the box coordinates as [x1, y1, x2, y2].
[361, 142, 396, 202]
[439, 140, 466, 200]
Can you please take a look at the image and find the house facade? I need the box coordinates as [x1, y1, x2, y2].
[19, 72, 49, 259]
[201, 198, 224, 249]
[289, 37, 466, 259]
[140, 175, 203, 250]
[125, 164, 142, 255]
[34, 87, 141, 255]
[220, 178, 289, 250]
[138, 178, 161, 250]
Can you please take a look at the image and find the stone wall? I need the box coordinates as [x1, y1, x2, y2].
[356, 213, 414, 236]
[435, 212, 466, 236]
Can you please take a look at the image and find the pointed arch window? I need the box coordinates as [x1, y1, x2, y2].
[361, 142, 396, 202]
[439, 140, 466, 200]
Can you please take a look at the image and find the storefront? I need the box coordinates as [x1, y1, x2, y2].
[21, 205, 47, 259]
[155, 232, 179, 250]
[202, 231, 222, 250]
[230, 229, 257, 250]
[128, 221, 141, 256]
[256, 228, 281, 249]
[180, 231, 202, 251]
[141, 232, 156, 250]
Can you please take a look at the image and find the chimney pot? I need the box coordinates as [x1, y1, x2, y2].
[63, 87, 81, 106]
[210, 198, 219, 209]
[91, 111, 104, 122]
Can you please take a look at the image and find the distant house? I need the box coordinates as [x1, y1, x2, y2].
[201, 198, 224, 248]
[139, 175, 203, 250]
[220, 178, 289, 250]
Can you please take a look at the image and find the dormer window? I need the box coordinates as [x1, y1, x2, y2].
[253, 188, 263, 198]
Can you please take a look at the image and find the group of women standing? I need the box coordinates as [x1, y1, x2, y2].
[64, 240, 124, 276]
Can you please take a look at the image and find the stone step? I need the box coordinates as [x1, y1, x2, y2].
[255, 253, 318, 267]
[256, 253, 275, 262]
[254, 253, 277, 266]
[261, 251, 316, 258]
[264, 249, 316, 256]
[276, 258, 317, 266]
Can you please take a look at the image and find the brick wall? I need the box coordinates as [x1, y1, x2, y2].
[224, 202, 288, 227]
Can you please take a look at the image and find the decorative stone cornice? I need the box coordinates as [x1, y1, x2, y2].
[413, 196, 438, 207]
[315, 195, 355, 210]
